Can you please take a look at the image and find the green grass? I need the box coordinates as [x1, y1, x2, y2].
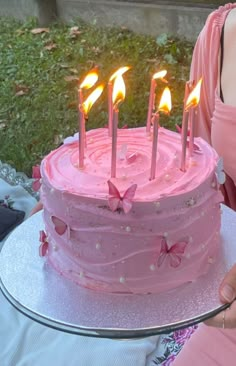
[0, 17, 193, 176]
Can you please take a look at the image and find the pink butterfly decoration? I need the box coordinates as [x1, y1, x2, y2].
[32, 165, 41, 191]
[126, 152, 138, 164]
[107, 180, 137, 214]
[157, 237, 188, 268]
[39, 230, 48, 257]
[51, 216, 67, 235]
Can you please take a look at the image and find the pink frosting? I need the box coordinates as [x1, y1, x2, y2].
[40, 127, 223, 294]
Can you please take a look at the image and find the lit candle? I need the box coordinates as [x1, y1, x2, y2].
[188, 78, 202, 157]
[111, 74, 126, 178]
[146, 70, 167, 134]
[180, 78, 202, 171]
[79, 84, 104, 169]
[78, 69, 99, 165]
[108, 66, 130, 137]
[180, 110, 189, 172]
[150, 87, 172, 180]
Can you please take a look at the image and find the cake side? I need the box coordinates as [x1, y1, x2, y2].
[40, 127, 223, 294]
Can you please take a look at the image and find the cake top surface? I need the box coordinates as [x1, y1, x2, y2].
[41, 127, 218, 202]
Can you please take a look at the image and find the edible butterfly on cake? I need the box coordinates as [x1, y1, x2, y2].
[157, 237, 188, 268]
[107, 180, 137, 214]
[39, 230, 48, 257]
[118, 144, 139, 164]
[211, 157, 226, 190]
[51, 216, 68, 235]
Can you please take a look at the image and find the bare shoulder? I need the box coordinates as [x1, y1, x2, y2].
[225, 8, 236, 32]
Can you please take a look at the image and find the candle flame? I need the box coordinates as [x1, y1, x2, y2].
[185, 78, 202, 111]
[158, 87, 172, 114]
[109, 66, 131, 82]
[112, 75, 126, 107]
[80, 69, 99, 90]
[83, 84, 104, 115]
[153, 70, 167, 81]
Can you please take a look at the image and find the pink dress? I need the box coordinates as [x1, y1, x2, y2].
[172, 4, 236, 365]
[190, 3, 236, 210]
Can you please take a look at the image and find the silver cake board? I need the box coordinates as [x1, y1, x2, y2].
[0, 204, 235, 339]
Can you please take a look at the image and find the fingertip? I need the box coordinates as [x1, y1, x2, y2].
[220, 284, 235, 303]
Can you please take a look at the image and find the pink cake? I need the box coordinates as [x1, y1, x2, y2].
[39, 127, 223, 294]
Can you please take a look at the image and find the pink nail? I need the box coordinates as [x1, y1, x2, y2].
[221, 284, 235, 302]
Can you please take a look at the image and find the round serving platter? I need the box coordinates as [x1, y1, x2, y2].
[0, 205, 234, 339]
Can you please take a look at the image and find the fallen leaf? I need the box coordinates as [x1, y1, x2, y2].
[54, 134, 63, 145]
[15, 84, 30, 96]
[91, 46, 101, 55]
[70, 26, 79, 32]
[15, 90, 26, 96]
[69, 68, 78, 74]
[44, 42, 57, 51]
[69, 26, 83, 38]
[31, 28, 50, 34]
[59, 64, 69, 69]
[64, 75, 79, 82]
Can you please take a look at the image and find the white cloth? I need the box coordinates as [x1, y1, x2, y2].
[0, 176, 160, 366]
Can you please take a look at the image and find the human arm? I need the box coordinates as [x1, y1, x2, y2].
[30, 201, 43, 216]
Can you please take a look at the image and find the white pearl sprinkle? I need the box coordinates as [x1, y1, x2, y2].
[208, 257, 214, 264]
[163, 232, 168, 238]
[154, 201, 161, 208]
[164, 174, 171, 181]
[50, 188, 55, 194]
[53, 245, 58, 251]
[119, 276, 126, 283]
[125, 226, 131, 232]
[211, 182, 216, 188]
[149, 264, 156, 271]
[95, 243, 101, 250]
[186, 198, 196, 207]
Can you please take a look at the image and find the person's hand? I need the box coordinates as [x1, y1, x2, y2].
[30, 201, 43, 216]
[204, 264, 236, 328]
